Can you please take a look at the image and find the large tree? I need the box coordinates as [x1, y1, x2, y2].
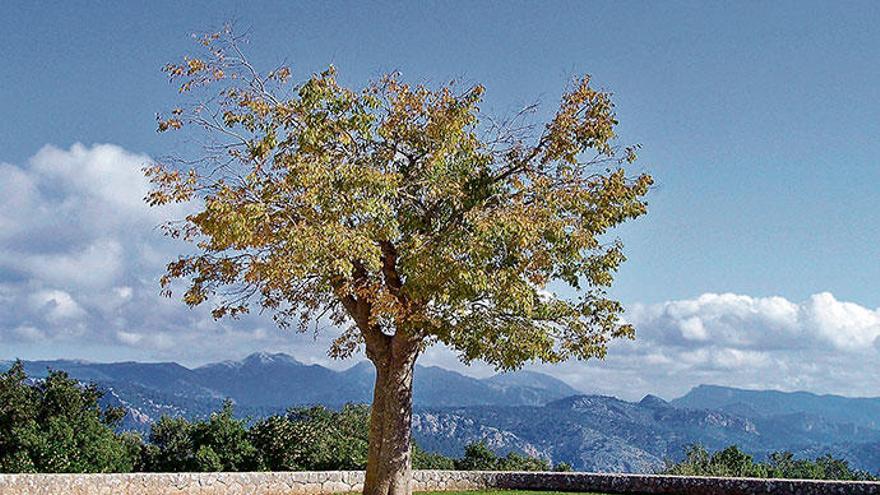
[147, 28, 652, 495]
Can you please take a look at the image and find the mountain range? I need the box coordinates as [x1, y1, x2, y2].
[3, 352, 578, 427]
[3, 353, 879, 474]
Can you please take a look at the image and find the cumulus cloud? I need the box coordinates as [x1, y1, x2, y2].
[0, 143, 324, 363]
[27, 289, 87, 322]
[2, 143, 880, 401]
[627, 292, 880, 354]
[528, 292, 880, 400]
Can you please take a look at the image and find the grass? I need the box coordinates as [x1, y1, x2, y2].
[417, 491, 611, 495]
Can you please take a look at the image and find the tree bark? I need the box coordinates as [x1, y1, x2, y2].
[362, 341, 418, 495]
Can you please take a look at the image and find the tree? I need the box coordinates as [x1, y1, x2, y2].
[662, 444, 878, 481]
[142, 400, 261, 472]
[0, 361, 140, 473]
[454, 441, 500, 471]
[454, 441, 549, 472]
[147, 27, 652, 495]
[250, 404, 370, 471]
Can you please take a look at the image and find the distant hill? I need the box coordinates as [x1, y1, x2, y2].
[484, 369, 580, 398]
[190, 352, 365, 407]
[672, 384, 880, 430]
[4, 356, 880, 474]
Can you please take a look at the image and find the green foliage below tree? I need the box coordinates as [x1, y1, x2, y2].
[662, 444, 877, 481]
[0, 361, 141, 473]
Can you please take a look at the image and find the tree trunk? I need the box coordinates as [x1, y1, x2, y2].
[362, 345, 417, 495]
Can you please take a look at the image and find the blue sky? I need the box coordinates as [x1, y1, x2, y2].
[2, 1, 880, 399]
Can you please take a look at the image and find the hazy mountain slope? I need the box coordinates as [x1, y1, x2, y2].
[191, 352, 356, 407]
[98, 381, 226, 432]
[484, 370, 579, 396]
[414, 393, 880, 473]
[672, 384, 880, 430]
[18, 359, 221, 401]
[2, 353, 579, 410]
[413, 394, 763, 472]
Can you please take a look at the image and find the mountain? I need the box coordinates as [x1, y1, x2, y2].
[1, 352, 579, 423]
[191, 352, 362, 407]
[413, 393, 762, 473]
[484, 370, 579, 400]
[18, 359, 219, 400]
[413, 392, 880, 473]
[672, 384, 880, 430]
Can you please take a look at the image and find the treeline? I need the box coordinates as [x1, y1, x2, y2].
[662, 444, 877, 481]
[0, 362, 560, 473]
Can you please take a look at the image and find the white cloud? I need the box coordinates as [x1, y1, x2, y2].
[391, 291, 880, 401]
[0, 163, 38, 237]
[628, 291, 880, 354]
[114, 286, 133, 300]
[801, 292, 880, 351]
[528, 291, 880, 400]
[4, 238, 124, 289]
[11, 326, 46, 342]
[29, 144, 149, 209]
[28, 289, 87, 322]
[115, 331, 144, 346]
[679, 316, 708, 341]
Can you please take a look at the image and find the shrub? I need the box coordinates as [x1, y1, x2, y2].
[250, 404, 370, 471]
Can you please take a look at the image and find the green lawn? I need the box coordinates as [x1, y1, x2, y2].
[418, 491, 610, 495]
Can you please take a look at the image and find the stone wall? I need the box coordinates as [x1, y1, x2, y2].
[492, 471, 880, 494]
[0, 470, 878, 495]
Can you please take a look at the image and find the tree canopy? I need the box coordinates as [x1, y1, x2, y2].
[147, 28, 652, 372]
[0, 361, 140, 473]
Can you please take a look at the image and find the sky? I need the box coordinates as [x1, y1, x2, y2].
[2, 1, 880, 400]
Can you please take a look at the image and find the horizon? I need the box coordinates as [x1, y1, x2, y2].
[2, 1, 880, 401]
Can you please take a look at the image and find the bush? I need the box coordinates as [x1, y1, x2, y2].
[249, 403, 455, 470]
[412, 446, 456, 470]
[553, 461, 573, 472]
